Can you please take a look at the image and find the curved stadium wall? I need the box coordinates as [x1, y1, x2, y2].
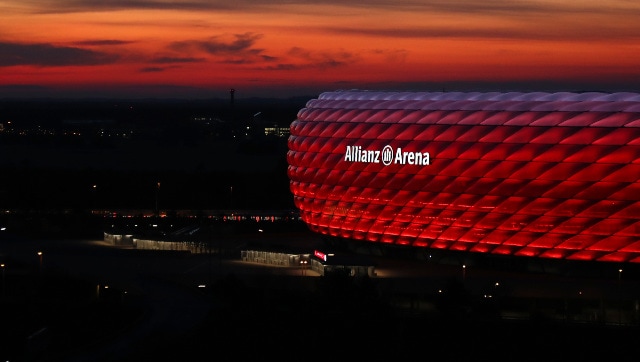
[287, 90, 640, 264]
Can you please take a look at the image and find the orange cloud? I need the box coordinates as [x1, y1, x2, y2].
[0, 1, 639, 98]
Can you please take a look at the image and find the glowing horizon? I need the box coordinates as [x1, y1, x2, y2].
[2, 1, 640, 98]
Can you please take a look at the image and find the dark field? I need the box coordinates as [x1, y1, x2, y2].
[3, 247, 640, 362]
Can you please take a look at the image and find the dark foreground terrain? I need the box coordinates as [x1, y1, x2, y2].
[2, 226, 640, 362]
[127, 272, 640, 362]
[3, 263, 640, 362]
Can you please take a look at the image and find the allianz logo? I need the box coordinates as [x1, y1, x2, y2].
[344, 145, 430, 166]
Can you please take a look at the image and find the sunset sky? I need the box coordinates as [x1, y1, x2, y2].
[1, 0, 640, 99]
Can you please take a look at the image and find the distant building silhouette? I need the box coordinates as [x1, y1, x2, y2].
[230, 88, 235, 107]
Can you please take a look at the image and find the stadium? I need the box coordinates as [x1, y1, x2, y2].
[287, 90, 640, 269]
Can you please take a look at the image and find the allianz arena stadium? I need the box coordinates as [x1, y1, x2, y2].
[287, 90, 640, 265]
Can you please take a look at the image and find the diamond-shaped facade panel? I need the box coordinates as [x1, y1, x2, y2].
[287, 90, 640, 263]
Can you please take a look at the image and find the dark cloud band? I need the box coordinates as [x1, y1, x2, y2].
[0, 42, 118, 67]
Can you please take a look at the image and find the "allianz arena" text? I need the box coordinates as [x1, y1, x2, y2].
[344, 145, 431, 166]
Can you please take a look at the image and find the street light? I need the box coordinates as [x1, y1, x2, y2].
[155, 181, 161, 216]
[37, 251, 43, 271]
[1, 263, 5, 296]
[618, 268, 623, 325]
[462, 264, 466, 282]
[90, 184, 98, 214]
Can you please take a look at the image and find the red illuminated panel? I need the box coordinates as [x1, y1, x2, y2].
[288, 91, 640, 263]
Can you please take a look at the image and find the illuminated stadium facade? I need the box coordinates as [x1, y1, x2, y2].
[287, 90, 640, 264]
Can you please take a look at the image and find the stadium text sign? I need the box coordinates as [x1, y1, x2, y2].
[344, 145, 430, 166]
